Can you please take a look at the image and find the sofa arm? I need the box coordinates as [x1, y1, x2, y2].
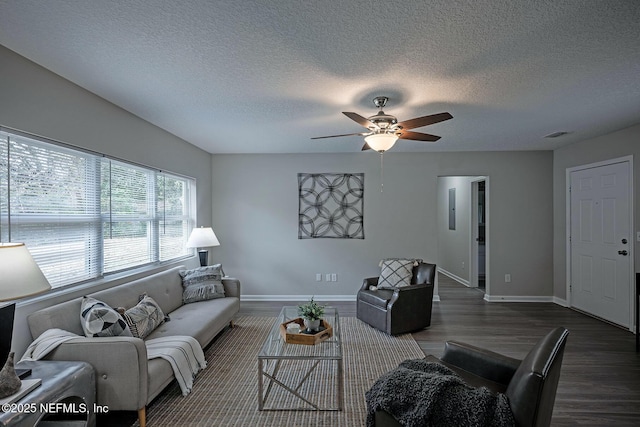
[222, 277, 241, 298]
[361, 277, 379, 291]
[43, 336, 148, 411]
[441, 340, 521, 386]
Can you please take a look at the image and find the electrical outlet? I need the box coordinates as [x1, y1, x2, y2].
[462, 261, 465, 270]
[316, 273, 322, 282]
[505, 274, 511, 283]
[331, 273, 337, 282]
[325, 274, 331, 282]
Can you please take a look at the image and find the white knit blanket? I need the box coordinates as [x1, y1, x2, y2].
[21, 329, 206, 396]
[145, 336, 207, 396]
[20, 328, 80, 361]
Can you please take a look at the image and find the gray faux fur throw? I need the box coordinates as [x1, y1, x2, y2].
[365, 359, 515, 427]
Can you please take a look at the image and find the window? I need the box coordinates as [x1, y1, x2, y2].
[0, 128, 195, 289]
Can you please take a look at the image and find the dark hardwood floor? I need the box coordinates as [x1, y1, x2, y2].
[241, 274, 640, 426]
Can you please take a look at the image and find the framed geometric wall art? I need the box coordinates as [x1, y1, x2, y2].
[298, 173, 364, 239]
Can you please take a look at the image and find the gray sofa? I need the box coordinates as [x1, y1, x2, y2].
[26, 265, 240, 427]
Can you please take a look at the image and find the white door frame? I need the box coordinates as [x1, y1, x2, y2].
[565, 155, 635, 331]
[469, 176, 490, 297]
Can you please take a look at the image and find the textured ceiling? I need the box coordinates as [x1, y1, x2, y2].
[1, 0, 639, 154]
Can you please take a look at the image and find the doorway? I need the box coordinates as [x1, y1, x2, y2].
[567, 157, 634, 329]
[437, 176, 490, 298]
[470, 177, 488, 294]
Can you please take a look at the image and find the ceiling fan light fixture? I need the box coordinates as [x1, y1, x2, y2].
[364, 133, 398, 152]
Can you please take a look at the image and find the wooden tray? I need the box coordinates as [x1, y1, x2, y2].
[279, 318, 333, 345]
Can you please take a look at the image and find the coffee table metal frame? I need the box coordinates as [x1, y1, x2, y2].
[257, 306, 343, 411]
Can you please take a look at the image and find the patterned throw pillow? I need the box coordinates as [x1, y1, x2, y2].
[179, 264, 226, 304]
[80, 296, 132, 338]
[121, 295, 165, 339]
[182, 282, 225, 304]
[377, 259, 418, 289]
[179, 264, 225, 286]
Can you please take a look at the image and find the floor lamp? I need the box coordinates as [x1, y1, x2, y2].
[0, 243, 51, 397]
[186, 227, 220, 267]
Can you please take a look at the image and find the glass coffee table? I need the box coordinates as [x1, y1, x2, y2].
[258, 306, 343, 411]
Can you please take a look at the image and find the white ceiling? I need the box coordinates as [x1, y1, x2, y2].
[1, 0, 639, 154]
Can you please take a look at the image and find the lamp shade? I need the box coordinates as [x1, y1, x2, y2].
[186, 227, 220, 248]
[364, 133, 399, 152]
[0, 243, 51, 302]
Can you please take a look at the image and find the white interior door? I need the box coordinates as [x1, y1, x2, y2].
[569, 160, 632, 327]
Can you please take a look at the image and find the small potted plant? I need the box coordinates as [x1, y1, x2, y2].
[298, 297, 325, 332]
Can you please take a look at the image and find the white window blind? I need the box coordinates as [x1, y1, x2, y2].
[102, 160, 156, 272]
[157, 174, 192, 262]
[0, 128, 195, 289]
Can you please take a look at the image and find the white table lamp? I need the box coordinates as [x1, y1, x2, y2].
[186, 227, 220, 266]
[0, 243, 52, 397]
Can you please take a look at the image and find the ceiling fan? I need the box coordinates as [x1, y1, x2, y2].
[311, 96, 453, 152]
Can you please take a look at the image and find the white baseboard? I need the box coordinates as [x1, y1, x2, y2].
[437, 267, 470, 287]
[483, 294, 558, 303]
[552, 297, 569, 307]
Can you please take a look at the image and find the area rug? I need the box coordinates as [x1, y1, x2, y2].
[138, 316, 425, 427]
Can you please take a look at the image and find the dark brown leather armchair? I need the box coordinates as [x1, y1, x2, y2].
[357, 262, 436, 335]
[374, 327, 570, 427]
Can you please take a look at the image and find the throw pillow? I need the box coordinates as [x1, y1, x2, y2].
[179, 264, 226, 304]
[378, 258, 417, 289]
[80, 296, 133, 338]
[121, 295, 165, 339]
[179, 264, 225, 287]
[183, 281, 225, 304]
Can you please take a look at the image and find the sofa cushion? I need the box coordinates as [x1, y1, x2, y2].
[80, 296, 132, 338]
[121, 295, 165, 339]
[378, 259, 416, 289]
[358, 289, 394, 309]
[146, 297, 239, 347]
[92, 266, 186, 318]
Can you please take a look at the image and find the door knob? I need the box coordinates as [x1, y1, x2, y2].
[618, 250, 628, 256]
[622, 238, 628, 244]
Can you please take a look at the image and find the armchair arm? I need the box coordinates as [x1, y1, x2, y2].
[43, 336, 148, 411]
[441, 340, 521, 386]
[222, 277, 241, 298]
[361, 277, 379, 291]
[387, 283, 431, 309]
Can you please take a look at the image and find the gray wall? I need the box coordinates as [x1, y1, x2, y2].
[553, 123, 640, 300]
[212, 150, 554, 300]
[0, 45, 212, 356]
[437, 176, 473, 283]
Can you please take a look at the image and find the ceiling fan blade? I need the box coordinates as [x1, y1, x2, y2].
[311, 132, 368, 140]
[361, 143, 371, 151]
[396, 112, 453, 130]
[343, 112, 375, 129]
[397, 130, 441, 142]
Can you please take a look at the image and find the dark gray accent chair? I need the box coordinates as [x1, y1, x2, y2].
[357, 262, 436, 335]
[374, 327, 570, 427]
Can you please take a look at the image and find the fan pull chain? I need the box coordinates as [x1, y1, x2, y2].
[380, 152, 384, 192]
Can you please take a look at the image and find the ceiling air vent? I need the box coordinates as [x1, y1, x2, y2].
[544, 131, 569, 138]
